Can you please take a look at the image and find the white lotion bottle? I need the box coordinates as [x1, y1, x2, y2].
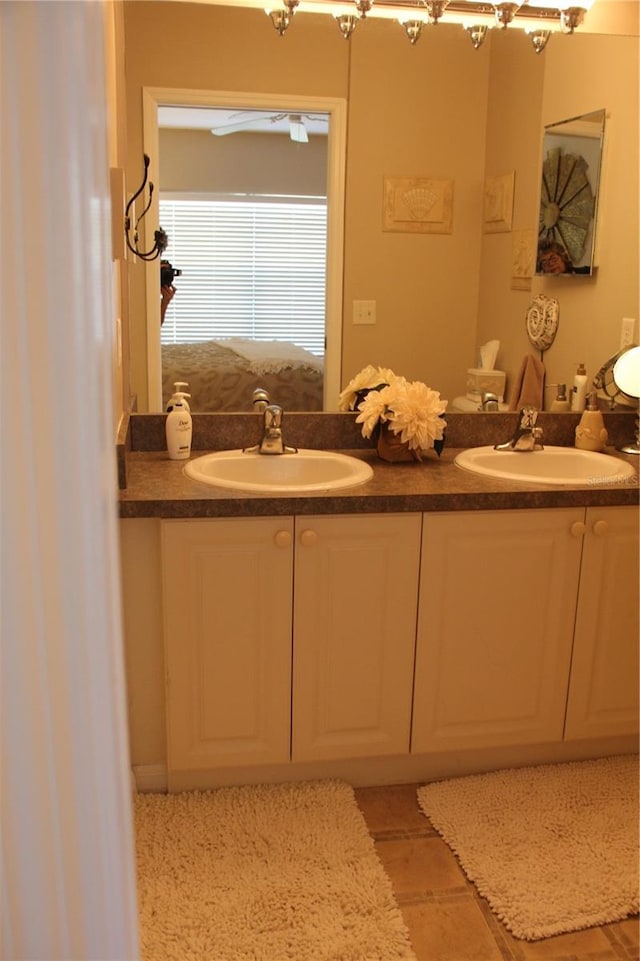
[570, 363, 588, 412]
[166, 396, 192, 460]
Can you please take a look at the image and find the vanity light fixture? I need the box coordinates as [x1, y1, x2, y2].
[560, 4, 587, 31]
[465, 23, 489, 47]
[400, 17, 425, 41]
[335, 13, 359, 36]
[265, 0, 588, 48]
[124, 154, 168, 261]
[355, 0, 374, 16]
[493, 1, 521, 28]
[534, 0, 594, 33]
[425, 0, 449, 23]
[266, 8, 291, 33]
[528, 27, 551, 51]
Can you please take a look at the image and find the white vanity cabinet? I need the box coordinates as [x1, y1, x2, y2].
[161, 517, 294, 772]
[564, 506, 639, 739]
[161, 513, 421, 774]
[411, 506, 639, 753]
[292, 513, 421, 762]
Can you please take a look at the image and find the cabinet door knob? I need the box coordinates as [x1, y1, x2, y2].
[300, 529, 318, 547]
[592, 519, 609, 537]
[570, 521, 586, 538]
[274, 530, 291, 549]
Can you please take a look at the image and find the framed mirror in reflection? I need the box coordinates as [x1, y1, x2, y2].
[158, 105, 332, 413]
[143, 89, 347, 414]
[536, 108, 605, 276]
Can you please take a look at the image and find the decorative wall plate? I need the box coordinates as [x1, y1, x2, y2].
[525, 294, 559, 351]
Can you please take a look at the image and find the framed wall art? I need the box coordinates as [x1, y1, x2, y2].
[383, 177, 453, 234]
[483, 171, 515, 233]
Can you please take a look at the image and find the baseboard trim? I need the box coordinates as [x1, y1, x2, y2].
[164, 735, 638, 793]
[133, 763, 168, 793]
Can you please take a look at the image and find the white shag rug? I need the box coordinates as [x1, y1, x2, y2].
[417, 754, 640, 941]
[135, 779, 416, 961]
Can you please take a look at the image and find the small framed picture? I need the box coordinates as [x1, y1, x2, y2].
[511, 228, 536, 290]
[483, 172, 515, 233]
[383, 177, 453, 234]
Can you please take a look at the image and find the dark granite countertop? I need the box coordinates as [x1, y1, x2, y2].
[119, 445, 639, 519]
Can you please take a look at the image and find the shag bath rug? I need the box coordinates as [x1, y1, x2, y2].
[417, 754, 639, 941]
[134, 778, 416, 961]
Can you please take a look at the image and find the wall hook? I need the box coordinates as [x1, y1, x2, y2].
[124, 154, 168, 261]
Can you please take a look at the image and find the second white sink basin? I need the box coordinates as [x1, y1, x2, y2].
[454, 445, 636, 486]
[184, 448, 374, 493]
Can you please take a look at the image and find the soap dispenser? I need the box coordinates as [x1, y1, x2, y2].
[550, 384, 571, 412]
[575, 391, 608, 452]
[166, 395, 193, 460]
[166, 382, 191, 413]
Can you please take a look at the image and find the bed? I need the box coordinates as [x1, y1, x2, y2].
[161, 337, 324, 412]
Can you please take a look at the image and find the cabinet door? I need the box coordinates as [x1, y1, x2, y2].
[565, 506, 639, 739]
[412, 508, 584, 753]
[161, 518, 293, 771]
[292, 513, 421, 762]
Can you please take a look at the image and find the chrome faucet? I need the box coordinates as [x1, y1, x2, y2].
[494, 406, 544, 451]
[245, 403, 298, 455]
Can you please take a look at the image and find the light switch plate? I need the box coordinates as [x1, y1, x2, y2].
[620, 317, 636, 350]
[353, 300, 376, 325]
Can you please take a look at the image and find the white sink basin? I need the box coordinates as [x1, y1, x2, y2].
[454, 445, 636, 486]
[184, 448, 374, 493]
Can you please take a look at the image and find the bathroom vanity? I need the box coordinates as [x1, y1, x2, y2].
[119, 412, 639, 792]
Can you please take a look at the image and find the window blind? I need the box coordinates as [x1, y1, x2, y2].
[159, 197, 327, 356]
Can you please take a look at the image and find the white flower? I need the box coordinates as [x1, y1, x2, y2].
[346, 368, 448, 453]
[386, 380, 448, 451]
[338, 365, 396, 411]
[355, 385, 393, 437]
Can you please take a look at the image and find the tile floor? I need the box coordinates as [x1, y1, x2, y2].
[354, 783, 639, 961]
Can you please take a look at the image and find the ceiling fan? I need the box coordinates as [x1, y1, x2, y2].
[210, 111, 328, 144]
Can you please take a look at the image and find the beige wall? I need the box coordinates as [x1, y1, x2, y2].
[123, 1, 638, 409]
[159, 127, 328, 195]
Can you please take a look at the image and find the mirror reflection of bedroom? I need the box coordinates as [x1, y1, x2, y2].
[158, 105, 329, 412]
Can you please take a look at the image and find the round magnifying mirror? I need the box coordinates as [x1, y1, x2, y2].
[613, 345, 640, 399]
[613, 345, 640, 454]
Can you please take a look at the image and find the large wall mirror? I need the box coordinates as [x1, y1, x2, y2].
[124, 3, 639, 414]
[142, 87, 346, 413]
[536, 108, 605, 276]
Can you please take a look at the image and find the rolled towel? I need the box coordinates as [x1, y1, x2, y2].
[508, 354, 546, 410]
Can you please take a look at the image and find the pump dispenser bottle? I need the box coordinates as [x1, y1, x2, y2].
[575, 391, 608, 451]
[550, 384, 571, 412]
[166, 382, 191, 413]
[166, 395, 192, 460]
[570, 364, 588, 412]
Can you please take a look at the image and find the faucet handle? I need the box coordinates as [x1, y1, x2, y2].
[252, 388, 270, 412]
[518, 405, 538, 429]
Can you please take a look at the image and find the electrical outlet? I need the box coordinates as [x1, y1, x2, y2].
[620, 317, 636, 350]
[353, 300, 376, 325]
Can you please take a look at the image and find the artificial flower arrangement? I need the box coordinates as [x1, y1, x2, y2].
[339, 365, 447, 462]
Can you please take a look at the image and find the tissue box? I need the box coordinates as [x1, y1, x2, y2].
[466, 368, 506, 403]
